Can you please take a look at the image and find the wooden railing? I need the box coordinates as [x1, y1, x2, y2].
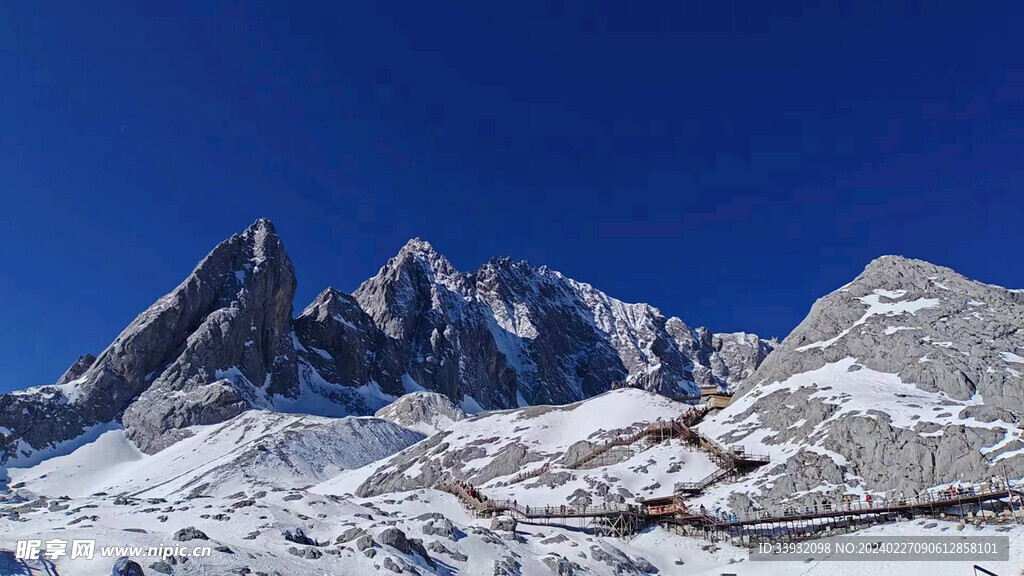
[690, 480, 1022, 527]
[439, 478, 1023, 541]
[566, 405, 711, 470]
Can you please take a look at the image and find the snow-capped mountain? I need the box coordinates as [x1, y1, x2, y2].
[0, 219, 772, 461]
[3, 236, 1024, 576]
[1, 218, 301, 460]
[701, 255, 1024, 511]
[352, 239, 774, 409]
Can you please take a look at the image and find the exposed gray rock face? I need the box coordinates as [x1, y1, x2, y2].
[355, 433, 451, 497]
[0, 225, 770, 460]
[708, 255, 1024, 510]
[353, 240, 774, 409]
[56, 354, 96, 386]
[375, 391, 466, 435]
[292, 287, 407, 415]
[353, 241, 520, 409]
[0, 218, 302, 457]
[709, 332, 777, 390]
[118, 219, 300, 452]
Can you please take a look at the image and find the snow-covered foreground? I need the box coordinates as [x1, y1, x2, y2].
[3, 389, 1023, 575]
[3, 485, 1023, 575]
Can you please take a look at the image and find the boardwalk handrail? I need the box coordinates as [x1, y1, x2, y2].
[439, 478, 1023, 542]
[510, 404, 766, 499]
[567, 405, 711, 470]
[693, 480, 1023, 528]
[675, 465, 735, 493]
[438, 481, 643, 519]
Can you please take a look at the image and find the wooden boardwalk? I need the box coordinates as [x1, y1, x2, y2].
[438, 401, 1024, 544]
[441, 473, 1024, 543]
[673, 483, 1024, 545]
[507, 403, 767, 491]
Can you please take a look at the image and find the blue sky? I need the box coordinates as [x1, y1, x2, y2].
[2, 2, 1023, 390]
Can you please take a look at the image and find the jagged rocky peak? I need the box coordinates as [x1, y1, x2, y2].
[298, 286, 364, 321]
[293, 286, 406, 402]
[351, 239, 519, 411]
[353, 238, 472, 343]
[0, 218, 302, 459]
[1, 225, 774, 462]
[345, 237, 774, 410]
[374, 391, 467, 436]
[55, 354, 96, 386]
[120, 218, 301, 452]
[707, 255, 1024, 511]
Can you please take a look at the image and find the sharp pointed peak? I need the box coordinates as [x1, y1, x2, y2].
[319, 286, 358, 302]
[245, 218, 277, 235]
[392, 237, 459, 276]
[399, 237, 439, 256]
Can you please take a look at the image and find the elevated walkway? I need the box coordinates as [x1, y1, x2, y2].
[507, 403, 768, 499]
[507, 405, 711, 484]
[440, 479, 1024, 544]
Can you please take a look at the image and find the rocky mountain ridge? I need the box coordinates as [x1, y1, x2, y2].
[0, 219, 771, 459]
[701, 255, 1024, 511]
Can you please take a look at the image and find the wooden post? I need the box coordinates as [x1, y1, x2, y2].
[1000, 461, 1020, 524]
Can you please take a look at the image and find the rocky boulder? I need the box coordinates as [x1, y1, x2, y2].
[56, 354, 96, 386]
[172, 527, 209, 541]
[490, 516, 518, 532]
[112, 557, 145, 576]
[375, 391, 466, 435]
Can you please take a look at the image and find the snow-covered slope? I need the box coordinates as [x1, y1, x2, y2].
[5, 483, 1022, 576]
[352, 389, 723, 505]
[8, 411, 423, 499]
[4, 304, 1024, 576]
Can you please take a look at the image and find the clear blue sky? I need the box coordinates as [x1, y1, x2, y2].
[2, 2, 1023, 390]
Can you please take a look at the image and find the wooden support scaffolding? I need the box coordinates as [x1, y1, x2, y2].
[437, 398, 1024, 547]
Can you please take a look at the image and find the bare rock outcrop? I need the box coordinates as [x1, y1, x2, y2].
[711, 255, 1024, 510]
[1, 219, 301, 456]
[375, 391, 466, 435]
[56, 354, 96, 386]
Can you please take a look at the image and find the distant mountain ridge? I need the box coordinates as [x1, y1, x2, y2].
[0, 219, 773, 459]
